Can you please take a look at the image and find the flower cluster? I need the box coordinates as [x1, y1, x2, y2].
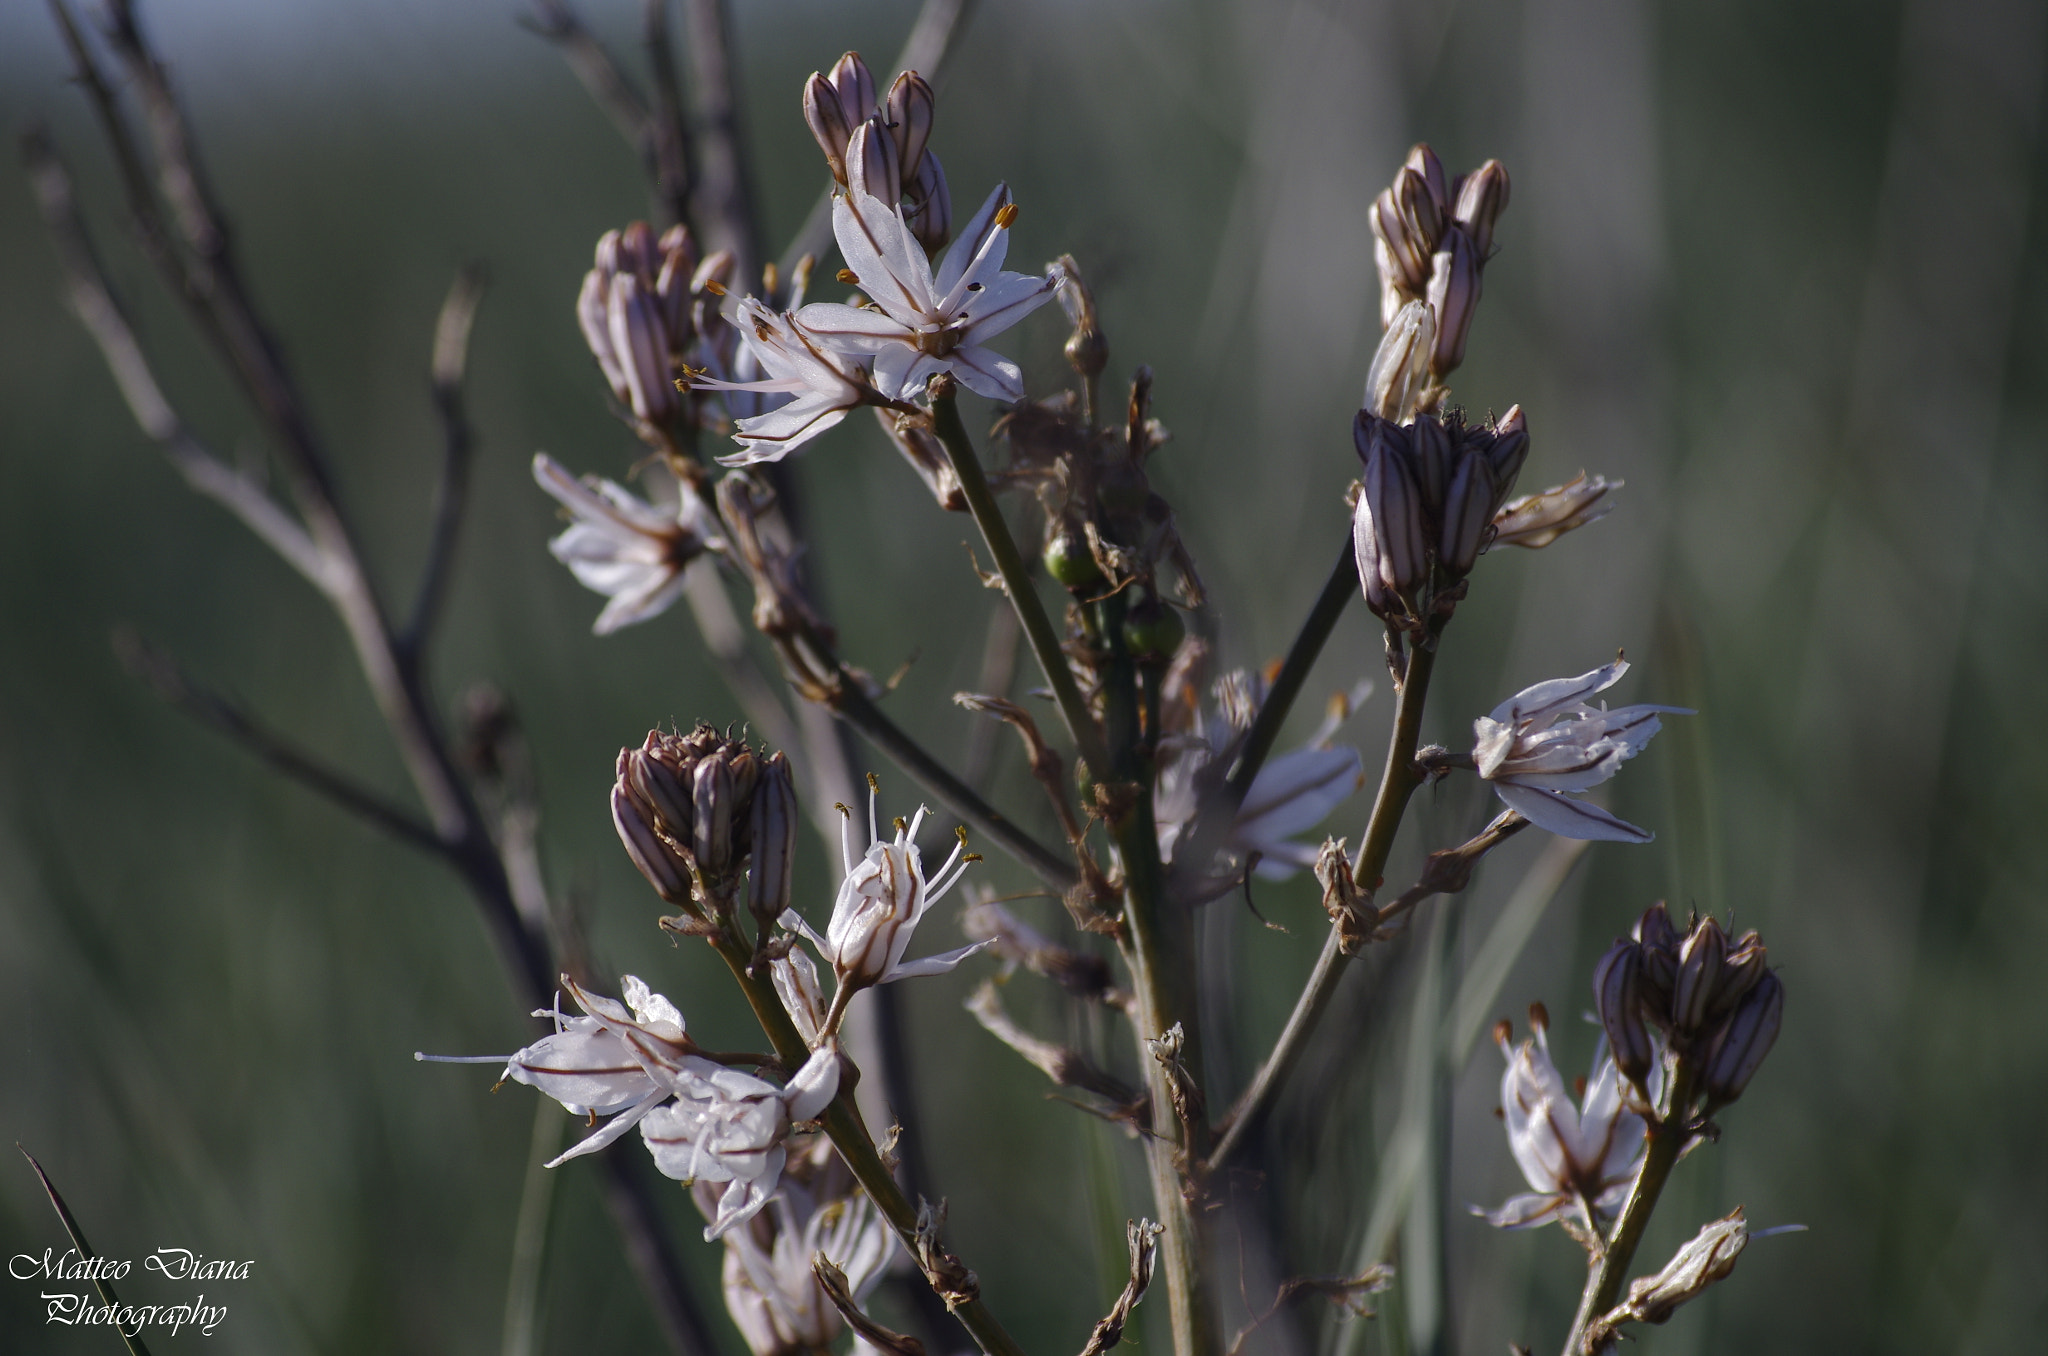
[1594, 902, 1783, 1103]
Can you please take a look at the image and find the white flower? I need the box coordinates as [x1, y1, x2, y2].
[1155, 676, 1370, 879]
[1472, 659, 1689, 843]
[532, 453, 722, 634]
[719, 1185, 896, 1353]
[638, 1046, 841, 1240]
[796, 168, 1060, 403]
[691, 297, 881, 464]
[1474, 1009, 1645, 1230]
[783, 783, 990, 999]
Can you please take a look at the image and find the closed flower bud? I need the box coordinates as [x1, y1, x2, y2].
[748, 753, 798, 924]
[1452, 159, 1510, 258]
[845, 118, 901, 205]
[883, 71, 936, 191]
[1487, 405, 1529, 488]
[577, 268, 628, 402]
[608, 273, 676, 423]
[1426, 226, 1483, 377]
[1707, 931, 1768, 1021]
[1439, 445, 1498, 577]
[1408, 406, 1454, 514]
[614, 781, 690, 904]
[654, 224, 698, 347]
[1364, 300, 1435, 421]
[905, 148, 952, 253]
[1404, 142, 1451, 217]
[1371, 183, 1434, 300]
[1592, 938, 1656, 1091]
[804, 53, 876, 185]
[629, 742, 695, 838]
[1634, 902, 1680, 1011]
[693, 752, 735, 877]
[1673, 917, 1729, 1035]
[1355, 415, 1428, 612]
[1700, 971, 1783, 1104]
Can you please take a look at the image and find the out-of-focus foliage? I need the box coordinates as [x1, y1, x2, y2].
[1, 0, 2043, 1352]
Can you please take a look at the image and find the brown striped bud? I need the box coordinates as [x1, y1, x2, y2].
[1700, 971, 1783, 1104]
[614, 780, 689, 905]
[845, 117, 902, 204]
[747, 752, 798, 933]
[1592, 938, 1655, 1091]
[905, 149, 952, 254]
[1439, 445, 1498, 577]
[804, 52, 876, 185]
[1673, 917, 1730, 1035]
[883, 71, 935, 192]
[607, 272, 675, 422]
[1426, 226, 1483, 377]
[692, 752, 735, 877]
[1452, 159, 1510, 259]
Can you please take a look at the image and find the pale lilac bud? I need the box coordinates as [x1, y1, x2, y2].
[692, 249, 736, 296]
[1403, 143, 1451, 216]
[845, 117, 902, 204]
[905, 148, 952, 253]
[1700, 971, 1782, 1104]
[1592, 939, 1655, 1091]
[578, 268, 628, 402]
[693, 752, 735, 876]
[613, 220, 658, 282]
[1426, 226, 1483, 376]
[1453, 159, 1510, 259]
[1354, 413, 1428, 614]
[1364, 300, 1435, 421]
[654, 224, 699, 348]
[1371, 182, 1434, 300]
[883, 71, 935, 193]
[804, 53, 876, 185]
[1673, 917, 1730, 1036]
[607, 273, 675, 423]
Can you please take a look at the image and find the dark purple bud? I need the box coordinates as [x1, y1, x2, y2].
[748, 752, 799, 928]
[692, 753, 734, 876]
[1673, 917, 1731, 1035]
[1593, 938, 1655, 1090]
[1439, 448, 1498, 577]
[1700, 971, 1783, 1104]
[1452, 159, 1510, 259]
[613, 782, 688, 904]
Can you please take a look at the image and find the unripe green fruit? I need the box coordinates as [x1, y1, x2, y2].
[1043, 531, 1105, 590]
[1122, 600, 1185, 660]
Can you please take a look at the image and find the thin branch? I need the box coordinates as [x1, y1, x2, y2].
[1370, 810, 1529, 933]
[1207, 642, 1440, 1174]
[680, 0, 760, 270]
[523, 1, 656, 166]
[114, 632, 446, 858]
[780, 0, 978, 273]
[639, 0, 694, 228]
[405, 264, 488, 653]
[22, 128, 332, 590]
[965, 980, 1142, 1107]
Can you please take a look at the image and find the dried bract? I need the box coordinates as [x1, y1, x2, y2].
[1490, 472, 1621, 550]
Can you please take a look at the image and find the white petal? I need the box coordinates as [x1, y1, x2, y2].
[935, 183, 1010, 297]
[783, 1048, 841, 1121]
[1471, 1192, 1570, 1230]
[946, 345, 1025, 402]
[543, 1087, 669, 1167]
[956, 271, 1059, 346]
[880, 937, 994, 982]
[591, 569, 689, 634]
[1487, 661, 1628, 725]
[1493, 782, 1653, 843]
[793, 301, 915, 349]
[1236, 745, 1364, 842]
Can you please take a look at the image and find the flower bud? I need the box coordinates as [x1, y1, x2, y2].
[610, 220, 658, 281]
[1371, 184, 1433, 300]
[1453, 159, 1510, 259]
[883, 71, 935, 192]
[1364, 300, 1435, 421]
[1487, 406, 1528, 486]
[748, 752, 798, 931]
[607, 273, 675, 423]
[1408, 406, 1454, 513]
[1355, 415, 1428, 612]
[845, 118, 901, 205]
[614, 781, 690, 904]
[1438, 444, 1498, 577]
[1707, 931, 1768, 1021]
[1426, 227, 1483, 377]
[654, 224, 698, 348]
[577, 268, 628, 401]
[629, 742, 695, 838]
[1404, 143, 1451, 217]
[1672, 917, 1729, 1035]
[803, 53, 876, 185]
[905, 148, 952, 254]
[1699, 971, 1783, 1104]
[1592, 938, 1656, 1090]
[693, 752, 735, 877]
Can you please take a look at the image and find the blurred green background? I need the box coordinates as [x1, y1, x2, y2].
[3, 0, 2044, 1352]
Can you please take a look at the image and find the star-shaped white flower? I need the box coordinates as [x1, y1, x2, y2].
[796, 152, 1060, 403]
[532, 454, 722, 634]
[782, 782, 990, 1018]
[1472, 659, 1690, 843]
[691, 297, 882, 464]
[1474, 1008, 1646, 1230]
[718, 1183, 896, 1353]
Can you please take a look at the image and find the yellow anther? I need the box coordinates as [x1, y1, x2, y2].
[894, 815, 909, 834]
[837, 268, 860, 285]
[955, 825, 970, 845]
[703, 278, 728, 296]
[867, 772, 881, 792]
[993, 202, 1020, 229]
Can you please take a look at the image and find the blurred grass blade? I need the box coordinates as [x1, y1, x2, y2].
[501, 1100, 565, 1356]
[19, 1144, 156, 1356]
[1398, 909, 1452, 1356]
[1333, 836, 1586, 1356]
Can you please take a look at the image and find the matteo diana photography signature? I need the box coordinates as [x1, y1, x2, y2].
[10, 1246, 249, 1335]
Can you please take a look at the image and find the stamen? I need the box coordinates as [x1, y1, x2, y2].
[415, 1053, 512, 1063]
[703, 278, 727, 296]
[994, 202, 1019, 229]
[837, 268, 860, 285]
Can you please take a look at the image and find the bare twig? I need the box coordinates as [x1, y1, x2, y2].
[1370, 810, 1529, 933]
[524, 1, 656, 162]
[113, 632, 445, 857]
[816, 1257, 928, 1356]
[966, 981, 1142, 1107]
[1222, 1266, 1393, 1356]
[1081, 1220, 1164, 1356]
[406, 264, 488, 653]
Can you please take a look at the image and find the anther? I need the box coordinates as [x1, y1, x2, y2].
[993, 203, 1019, 229]
[837, 268, 860, 285]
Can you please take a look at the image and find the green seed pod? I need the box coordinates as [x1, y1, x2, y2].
[1043, 528, 1105, 591]
[1121, 598, 1185, 660]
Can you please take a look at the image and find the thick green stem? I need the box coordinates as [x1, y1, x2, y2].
[1207, 641, 1439, 1171]
[928, 388, 1112, 778]
[1562, 1063, 1699, 1356]
[708, 935, 1027, 1356]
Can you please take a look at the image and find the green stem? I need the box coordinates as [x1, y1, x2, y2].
[1562, 1063, 1699, 1356]
[708, 935, 1028, 1356]
[1207, 641, 1439, 1172]
[929, 388, 1112, 778]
